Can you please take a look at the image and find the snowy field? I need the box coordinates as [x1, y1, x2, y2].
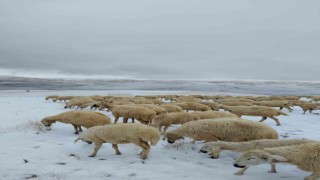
[1, 90, 320, 180]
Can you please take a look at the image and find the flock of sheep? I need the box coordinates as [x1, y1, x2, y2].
[42, 94, 320, 180]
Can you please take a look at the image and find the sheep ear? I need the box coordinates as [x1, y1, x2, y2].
[268, 155, 288, 162]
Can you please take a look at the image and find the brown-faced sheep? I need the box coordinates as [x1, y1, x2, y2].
[74, 123, 160, 159]
[150, 112, 200, 134]
[234, 142, 320, 180]
[41, 111, 111, 134]
[165, 118, 278, 144]
[221, 105, 288, 126]
[199, 101, 221, 111]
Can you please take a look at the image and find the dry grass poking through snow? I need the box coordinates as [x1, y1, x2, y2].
[14, 120, 48, 134]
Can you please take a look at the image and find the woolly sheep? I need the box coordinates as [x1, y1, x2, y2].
[234, 142, 320, 180]
[64, 97, 96, 109]
[41, 111, 111, 134]
[74, 123, 160, 159]
[200, 101, 221, 111]
[171, 102, 211, 112]
[52, 96, 76, 102]
[159, 104, 184, 113]
[107, 105, 157, 124]
[150, 112, 200, 134]
[136, 104, 168, 115]
[221, 105, 288, 126]
[191, 111, 237, 119]
[200, 139, 315, 175]
[45, 95, 59, 101]
[165, 118, 278, 144]
[254, 100, 293, 112]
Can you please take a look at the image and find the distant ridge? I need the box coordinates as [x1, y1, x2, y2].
[0, 76, 319, 95]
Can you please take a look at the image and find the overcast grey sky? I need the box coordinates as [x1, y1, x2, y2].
[0, 0, 319, 80]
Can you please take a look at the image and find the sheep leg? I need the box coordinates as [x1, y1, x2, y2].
[268, 163, 277, 173]
[71, 124, 79, 134]
[114, 116, 119, 124]
[78, 126, 83, 132]
[131, 118, 135, 123]
[303, 109, 307, 114]
[112, 144, 121, 155]
[279, 107, 283, 110]
[304, 172, 320, 180]
[136, 140, 150, 159]
[123, 117, 128, 123]
[269, 116, 281, 126]
[89, 142, 103, 157]
[258, 116, 267, 122]
[234, 167, 249, 175]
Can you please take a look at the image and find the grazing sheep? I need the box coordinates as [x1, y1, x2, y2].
[296, 103, 320, 114]
[74, 123, 161, 159]
[171, 102, 211, 112]
[221, 105, 288, 126]
[41, 111, 111, 134]
[191, 111, 237, 119]
[234, 142, 320, 180]
[52, 96, 76, 103]
[107, 105, 156, 124]
[45, 95, 59, 101]
[200, 139, 316, 175]
[254, 101, 293, 112]
[200, 101, 221, 111]
[64, 97, 96, 109]
[218, 101, 253, 107]
[136, 104, 168, 115]
[165, 118, 278, 144]
[159, 104, 184, 113]
[150, 112, 200, 134]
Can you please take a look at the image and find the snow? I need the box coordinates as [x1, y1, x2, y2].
[1, 90, 319, 180]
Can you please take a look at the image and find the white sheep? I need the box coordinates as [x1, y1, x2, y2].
[221, 105, 288, 126]
[234, 142, 320, 180]
[74, 123, 160, 159]
[159, 104, 184, 113]
[150, 112, 200, 134]
[191, 111, 237, 119]
[165, 118, 278, 144]
[200, 139, 315, 175]
[41, 111, 111, 134]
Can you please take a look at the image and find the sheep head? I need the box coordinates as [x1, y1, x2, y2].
[234, 150, 287, 169]
[41, 118, 56, 127]
[166, 132, 184, 144]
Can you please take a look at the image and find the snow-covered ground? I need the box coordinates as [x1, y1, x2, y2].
[1, 90, 319, 180]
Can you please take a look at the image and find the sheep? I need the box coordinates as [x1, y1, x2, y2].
[165, 118, 278, 144]
[150, 112, 200, 134]
[41, 111, 111, 134]
[45, 95, 59, 101]
[199, 101, 221, 111]
[234, 142, 320, 180]
[253, 100, 293, 112]
[171, 102, 212, 112]
[149, 99, 164, 105]
[159, 104, 184, 113]
[64, 97, 96, 109]
[106, 105, 156, 124]
[296, 102, 320, 114]
[52, 96, 76, 103]
[218, 101, 253, 107]
[200, 139, 316, 175]
[221, 105, 288, 126]
[74, 123, 161, 159]
[136, 104, 168, 115]
[191, 111, 237, 119]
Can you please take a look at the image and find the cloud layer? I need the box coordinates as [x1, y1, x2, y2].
[0, 0, 319, 80]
